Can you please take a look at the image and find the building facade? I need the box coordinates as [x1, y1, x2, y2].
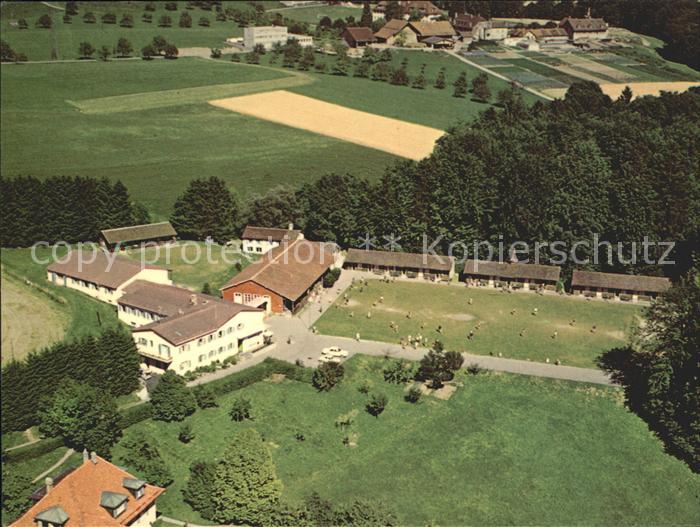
[571, 270, 670, 301]
[343, 248, 454, 280]
[461, 260, 561, 290]
[241, 224, 302, 254]
[243, 26, 313, 50]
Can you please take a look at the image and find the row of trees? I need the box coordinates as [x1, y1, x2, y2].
[1, 328, 141, 433]
[440, 0, 700, 70]
[76, 36, 179, 60]
[0, 176, 149, 247]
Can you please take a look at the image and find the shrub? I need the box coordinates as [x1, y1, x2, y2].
[383, 359, 414, 384]
[119, 402, 152, 428]
[312, 362, 344, 391]
[83, 12, 96, 23]
[366, 393, 388, 417]
[120, 431, 173, 487]
[466, 363, 485, 375]
[1, 437, 64, 464]
[101, 12, 117, 24]
[194, 385, 218, 409]
[150, 371, 197, 422]
[210, 47, 221, 58]
[179, 422, 195, 443]
[323, 268, 341, 288]
[183, 461, 217, 519]
[405, 386, 422, 403]
[199, 17, 210, 26]
[230, 397, 252, 421]
[36, 14, 52, 28]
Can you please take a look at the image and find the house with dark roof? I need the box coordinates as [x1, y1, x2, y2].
[560, 16, 608, 41]
[374, 19, 413, 45]
[221, 239, 338, 313]
[452, 13, 485, 39]
[409, 20, 457, 43]
[241, 224, 302, 254]
[373, 1, 442, 22]
[117, 281, 267, 373]
[99, 222, 177, 251]
[571, 270, 670, 301]
[46, 251, 171, 305]
[342, 26, 377, 48]
[11, 451, 164, 527]
[461, 260, 561, 290]
[344, 249, 454, 280]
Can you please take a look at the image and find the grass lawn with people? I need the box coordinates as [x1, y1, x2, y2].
[113, 355, 700, 525]
[315, 280, 643, 367]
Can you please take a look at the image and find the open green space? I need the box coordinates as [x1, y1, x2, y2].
[504, 57, 584, 85]
[113, 355, 700, 525]
[1, 430, 30, 450]
[267, 4, 362, 26]
[1, 247, 121, 343]
[1, 58, 398, 217]
[315, 280, 642, 367]
[1, 0, 253, 62]
[122, 241, 256, 291]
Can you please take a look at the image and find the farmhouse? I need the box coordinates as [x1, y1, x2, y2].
[342, 26, 377, 48]
[243, 25, 313, 50]
[571, 270, 670, 301]
[473, 20, 510, 41]
[505, 27, 569, 48]
[374, 19, 414, 45]
[117, 280, 212, 327]
[220, 239, 338, 313]
[46, 251, 171, 305]
[409, 21, 457, 44]
[344, 248, 454, 280]
[373, 0, 442, 22]
[560, 16, 609, 41]
[461, 260, 561, 290]
[132, 297, 266, 374]
[241, 224, 302, 254]
[11, 452, 164, 527]
[99, 222, 177, 251]
[452, 13, 485, 40]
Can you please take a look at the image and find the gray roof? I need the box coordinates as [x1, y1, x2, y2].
[462, 260, 561, 281]
[119, 280, 214, 317]
[241, 225, 301, 242]
[122, 477, 145, 491]
[562, 17, 607, 31]
[100, 490, 128, 508]
[100, 222, 177, 245]
[571, 270, 671, 294]
[47, 251, 164, 289]
[345, 249, 454, 273]
[35, 505, 69, 524]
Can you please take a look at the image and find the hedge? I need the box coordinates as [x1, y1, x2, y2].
[2, 436, 65, 463]
[119, 402, 153, 429]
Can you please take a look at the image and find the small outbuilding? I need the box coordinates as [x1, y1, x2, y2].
[100, 221, 177, 251]
[571, 270, 670, 301]
[342, 26, 377, 48]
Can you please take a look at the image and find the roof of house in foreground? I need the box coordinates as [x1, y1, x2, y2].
[11, 455, 164, 527]
[345, 248, 454, 272]
[133, 300, 259, 346]
[221, 239, 336, 301]
[241, 225, 302, 242]
[571, 270, 671, 293]
[462, 260, 561, 281]
[119, 280, 216, 317]
[47, 251, 164, 289]
[100, 221, 177, 244]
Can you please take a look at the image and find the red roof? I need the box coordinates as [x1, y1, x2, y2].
[11, 455, 164, 527]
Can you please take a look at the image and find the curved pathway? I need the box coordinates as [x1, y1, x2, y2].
[32, 448, 74, 483]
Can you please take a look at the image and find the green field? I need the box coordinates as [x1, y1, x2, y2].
[113, 355, 700, 525]
[122, 241, 256, 291]
[315, 281, 642, 367]
[1, 247, 121, 345]
[1, 58, 398, 218]
[267, 4, 362, 26]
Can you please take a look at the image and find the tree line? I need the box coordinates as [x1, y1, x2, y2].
[441, 0, 700, 70]
[0, 176, 149, 247]
[1, 328, 142, 433]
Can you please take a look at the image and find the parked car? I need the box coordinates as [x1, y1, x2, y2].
[321, 346, 349, 358]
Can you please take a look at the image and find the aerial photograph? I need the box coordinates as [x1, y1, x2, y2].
[0, 0, 698, 525]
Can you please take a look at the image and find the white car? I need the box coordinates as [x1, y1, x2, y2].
[321, 346, 349, 358]
[318, 354, 340, 364]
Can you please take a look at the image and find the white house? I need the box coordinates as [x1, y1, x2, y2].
[241, 224, 302, 254]
[132, 300, 267, 374]
[46, 251, 171, 305]
[243, 26, 313, 50]
[474, 20, 509, 41]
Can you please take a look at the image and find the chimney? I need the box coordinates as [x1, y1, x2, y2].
[45, 477, 54, 494]
[90, 451, 98, 464]
[82, 448, 89, 463]
[190, 294, 198, 306]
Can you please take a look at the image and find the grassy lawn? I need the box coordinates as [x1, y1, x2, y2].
[1, 247, 121, 344]
[122, 242, 257, 292]
[113, 355, 700, 525]
[1, 271, 68, 364]
[1, 58, 398, 218]
[282, 50, 542, 130]
[3, 446, 82, 483]
[268, 4, 362, 26]
[0, 1, 253, 62]
[315, 280, 642, 367]
[1, 430, 29, 450]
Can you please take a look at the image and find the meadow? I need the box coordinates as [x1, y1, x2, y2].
[113, 355, 700, 525]
[315, 280, 642, 367]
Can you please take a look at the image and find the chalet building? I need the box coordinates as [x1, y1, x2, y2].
[373, 0, 442, 22]
[221, 239, 337, 313]
[11, 451, 164, 527]
[342, 26, 377, 48]
[571, 270, 670, 301]
[374, 19, 413, 45]
[100, 222, 177, 251]
[560, 16, 608, 41]
[344, 249, 454, 280]
[461, 260, 561, 290]
[46, 251, 171, 305]
[453, 13, 485, 38]
[241, 224, 302, 254]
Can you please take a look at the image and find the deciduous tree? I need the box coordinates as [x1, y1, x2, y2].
[150, 371, 196, 422]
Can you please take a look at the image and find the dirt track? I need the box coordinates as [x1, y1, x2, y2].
[209, 90, 445, 161]
[544, 81, 700, 99]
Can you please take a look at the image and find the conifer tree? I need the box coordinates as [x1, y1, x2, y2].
[150, 370, 197, 422]
[120, 431, 173, 486]
[453, 71, 467, 98]
[171, 177, 239, 242]
[434, 66, 446, 89]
